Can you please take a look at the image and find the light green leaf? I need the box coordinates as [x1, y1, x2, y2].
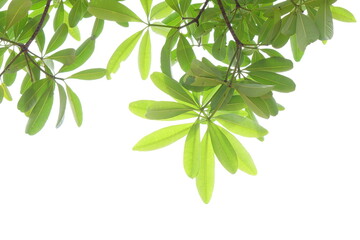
[36, 29, 46, 53]
[234, 83, 274, 97]
[290, 34, 304, 62]
[133, 123, 192, 151]
[140, 0, 152, 16]
[218, 126, 257, 175]
[196, 130, 214, 204]
[330, 6, 356, 23]
[5, 0, 31, 30]
[0, 85, 4, 103]
[56, 83, 67, 128]
[60, 38, 95, 72]
[179, 0, 191, 15]
[17, 79, 52, 113]
[177, 34, 195, 72]
[145, 101, 195, 120]
[53, 1, 65, 30]
[165, 0, 180, 14]
[315, 0, 333, 40]
[68, 0, 87, 28]
[208, 122, 238, 174]
[212, 32, 227, 61]
[150, 2, 173, 20]
[88, 0, 142, 22]
[184, 120, 201, 178]
[68, 68, 106, 80]
[245, 57, 293, 72]
[25, 86, 54, 135]
[47, 48, 76, 65]
[1, 83, 12, 101]
[45, 24, 68, 54]
[66, 85, 83, 127]
[138, 30, 151, 80]
[248, 71, 296, 93]
[296, 13, 319, 51]
[107, 30, 143, 79]
[151, 72, 197, 106]
[91, 18, 104, 39]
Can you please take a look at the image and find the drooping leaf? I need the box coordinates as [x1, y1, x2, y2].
[88, 0, 142, 22]
[133, 123, 192, 151]
[296, 13, 319, 51]
[290, 34, 304, 62]
[45, 24, 68, 54]
[248, 71, 296, 93]
[315, 0, 333, 40]
[17, 79, 52, 113]
[106, 30, 143, 79]
[218, 126, 257, 175]
[196, 130, 215, 204]
[25, 86, 54, 135]
[66, 85, 83, 127]
[183, 120, 201, 178]
[208, 122, 238, 174]
[5, 0, 31, 30]
[177, 34, 195, 72]
[138, 30, 151, 80]
[56, 83, 67, 128]
[150, 72, 197, 106]
[216, 113, 268, 138]
[245, 57, 293, 72]
[68, 68, 107, 80]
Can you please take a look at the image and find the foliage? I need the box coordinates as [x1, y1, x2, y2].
[0, 0, 356, 203]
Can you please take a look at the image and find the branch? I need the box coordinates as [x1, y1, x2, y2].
[217, 0, 243, 47]
[180, 0, 210, 29]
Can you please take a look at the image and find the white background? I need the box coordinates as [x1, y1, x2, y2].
[1, 1, 360, 239]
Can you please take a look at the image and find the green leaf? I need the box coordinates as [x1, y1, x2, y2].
[177, 34, 195, 72]
[165, 0, 180, 14]
[160, 29, 179, 77]
[36, 29, 46, 53]
[60, 38, 95, 72]
[56, 83, 67, 128]
[17, 79, 52, 113]
[91, 18, 104, 39]
[315, 0, 333, 40]
[138, 30, 151, 80]
[88, 0, 142, 22]
[68, 0, 87, 28]
[47, 48, 76, 65]
[106, 30, 143, 79]
[129, 100, 198, 120]
[151, 72, 197, 106]
[150, 2, 173, 20]
[45, 24, 68, 54]
[5, 0, 31, 30]
[183, 120, 201, 178]
[296, 13, 319, 51]
[140, 0, 152, 16]
[145, 101, 195, 120]
[3, 72, 16, 86]
[66, 85, 83, 127]
[234, 83, 274, 97]
[212, 32, 227, 61]
[68, 68, 106, 80]
[218, 126, 257, 175]
[179, 0, 191, 15]
[25, 86, 54, 135]
[290, 34, 304, 62]
[248, 71, 296, 93]
[133, 123, 192, 151]
[281, 12, 297, 36]
[1, 83, 12, 101]
[0, 84, 4, 104]
[208, 122, 238, 174]
[245, 57, 293, 72]
[53, 1, 65, 30]
[196, 130, 215, 204]
[330, 6, 356, 23]
[216, 113, 268, 138]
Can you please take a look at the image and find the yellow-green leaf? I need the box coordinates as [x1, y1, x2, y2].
[138, 30, 151, 80]
[5, 0, 32, 30]
[66, 85, 83, 127]
[88, 0, 142, 22]
[184, 120, 201, 178]
[68, 68, 106, 80]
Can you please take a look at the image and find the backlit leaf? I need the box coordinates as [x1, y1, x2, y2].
[5, 0, 31, 30]
[47, 48, 76, 65]
[56, 83, 67, 128]
[68, 68, 107, 80]
[330, 6, 356, 23]
[245, 57, 293, 72]
[296, 13, 319, 51]
[60, 38, 95, 72]
[177, 34, 195, 72]
[315, 0, 333, 40]
[66, 85, 83, 127]
[183, 120, 201, 178]
[88, 0, 142, 22]
[248, 71, 296, 92]
[138, 30, 151, 80]
[140, 0, 152, 16]
[45, 24, 68, 54]
[145, 101, 195, 120]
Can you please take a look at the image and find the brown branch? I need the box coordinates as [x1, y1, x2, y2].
[217, 0, 243, 47]
[180, 0, 210, 28]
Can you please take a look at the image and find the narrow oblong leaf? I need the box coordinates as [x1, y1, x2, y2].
[145, 101, 195, 120]
[133, 123, 193, 151]
[245, 57, 293, 72]
[165, 0, 180, 14]
[5, 0, 31, 30]
[25, 87, 54, 135]
[196, 131, 215, 204]
[296, 13, 319, 51]
[56, 83, 67, 128]
[1, 83, 12, 101]
[47, 48, 76, 65]
[150, 72, 197, 106]
[45, 24, 68, 54]
[234, 83, 274, 97]
[107, 30, 143, 79]
[138, 30, 151, 80]
[315, 0, 333, 40]
[68, 68, 106, 80]
[290, 35, 304, 62]
[17, 79, 52, 113]
[184, 120, 201, 178]
[140, 0, 152, 16]
[216, 113, 268, 138]
[177, 34, 195, 72]
[88, 0, 142, 22]
[150, 2, 173, 20]
[208, 122, 238, 174]
[91, 18, 104, 39]
[248, 71, 296, 93]
[219, 126, 257, 175]
[66, 85, 83, 127]
[60, 38, 95, 72]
